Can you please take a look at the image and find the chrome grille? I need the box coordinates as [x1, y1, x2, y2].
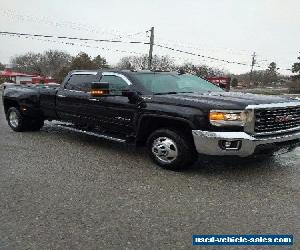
[255, 106, 300, 133]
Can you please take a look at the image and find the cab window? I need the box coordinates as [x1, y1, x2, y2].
[65, 74, 98, 92]
[100, 75, 129, 94]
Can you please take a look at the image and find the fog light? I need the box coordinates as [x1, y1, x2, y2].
[219, 140, 241, 150]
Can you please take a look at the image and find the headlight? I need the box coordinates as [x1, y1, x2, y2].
[209, 110, 247, 126]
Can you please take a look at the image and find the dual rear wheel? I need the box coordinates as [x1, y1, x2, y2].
[7, 107, 44, 132]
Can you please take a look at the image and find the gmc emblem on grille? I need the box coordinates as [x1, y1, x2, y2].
[275, 115, 293, 123]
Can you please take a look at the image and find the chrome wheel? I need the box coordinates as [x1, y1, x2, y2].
[151, 137, 178, 163]
[9, 111, 19, 128]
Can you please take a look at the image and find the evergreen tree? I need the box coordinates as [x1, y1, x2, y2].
[231, 78, 238, 87]
[69, 52, 95, 70]
[93, 55, 109, 69]
[263, 62, 278, 84]
[0, 62, 5, 70]
[292, 53, 300, 79]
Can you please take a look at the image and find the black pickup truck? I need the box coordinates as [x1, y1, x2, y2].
[2, 70, 300, 170]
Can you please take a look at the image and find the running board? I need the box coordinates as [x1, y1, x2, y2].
[55, 124, 126, 143]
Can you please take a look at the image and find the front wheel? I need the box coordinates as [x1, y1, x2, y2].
[147, 129, 197, 171]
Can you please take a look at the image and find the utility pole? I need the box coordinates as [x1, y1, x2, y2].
[148, 27, 154, 70]
[249, 52, 256, 87]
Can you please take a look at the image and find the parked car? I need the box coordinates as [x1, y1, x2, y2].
[2, 70, 300, 170]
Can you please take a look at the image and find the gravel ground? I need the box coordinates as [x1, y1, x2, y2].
[0, 101, 299, 250]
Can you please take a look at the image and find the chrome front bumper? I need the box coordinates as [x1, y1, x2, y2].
[192, 130, 300, 157]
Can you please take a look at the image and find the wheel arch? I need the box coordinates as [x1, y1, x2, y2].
[3, 98, 20, 117]
[136, 115, 195, 145]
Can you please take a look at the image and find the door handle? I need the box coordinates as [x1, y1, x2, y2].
[58, 94, 67, 98]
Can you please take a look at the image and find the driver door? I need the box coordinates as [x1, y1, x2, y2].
[86, 73, 137, 135]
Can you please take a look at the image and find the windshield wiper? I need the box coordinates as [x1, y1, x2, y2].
[154, 91, 193, 95]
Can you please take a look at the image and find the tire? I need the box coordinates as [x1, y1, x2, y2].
[6, 107, 44, 132]
[6, 107, 29, 132]
[147, 128, 197, 171]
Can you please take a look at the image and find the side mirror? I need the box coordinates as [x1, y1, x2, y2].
[122, 90, 136, 98]
[122, 90, 143, 104]
[91, 82, 110, 97]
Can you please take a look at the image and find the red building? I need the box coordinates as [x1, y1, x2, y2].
[0, 68, 54, 84]
[206, 76, 231, 91]
[0, 68, 35, 84]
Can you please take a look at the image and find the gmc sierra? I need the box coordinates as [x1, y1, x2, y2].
[2, 70, 300, 170]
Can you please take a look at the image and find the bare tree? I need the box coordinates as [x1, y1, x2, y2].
[152, 55, 175, 70]
[117, 56, 135, 70]
[179, 63, 225, 78]
[40, 50, 73, 78]
[116, 55, 148, 69]
[11, 52, 43, 75]
[116, 54, 175, 70]
[11, 50, 72, 78]
[234, 70, 265, 86]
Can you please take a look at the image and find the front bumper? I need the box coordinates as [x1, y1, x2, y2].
[192, 130, 300, 157]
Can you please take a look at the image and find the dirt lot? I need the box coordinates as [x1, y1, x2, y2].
[0, 101, 299, 249]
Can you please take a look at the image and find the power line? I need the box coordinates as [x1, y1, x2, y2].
[0, 30, 292, 71]
[155, 44, 292, 71]
[155, 44, 249, 65]
[0, 8, 294, 71]
[157, 44, 247, 67]
[124, 30, 150, 38]
[0, 31, 150, 45]
[156, 39, 253, 57]
[155, 38, 293, 71]
[1, 33, 143, 55]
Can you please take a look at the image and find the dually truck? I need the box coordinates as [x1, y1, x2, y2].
[2, 70, 300, 170]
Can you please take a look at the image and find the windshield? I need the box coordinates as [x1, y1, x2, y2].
[133, 73, 224, 94]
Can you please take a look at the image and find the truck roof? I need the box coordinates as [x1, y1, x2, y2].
[69, 69, 178, 75]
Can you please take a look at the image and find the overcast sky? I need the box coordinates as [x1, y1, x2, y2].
[0, 0, 299, 74]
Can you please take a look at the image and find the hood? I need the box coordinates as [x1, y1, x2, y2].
[149, 91, 297, 110]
